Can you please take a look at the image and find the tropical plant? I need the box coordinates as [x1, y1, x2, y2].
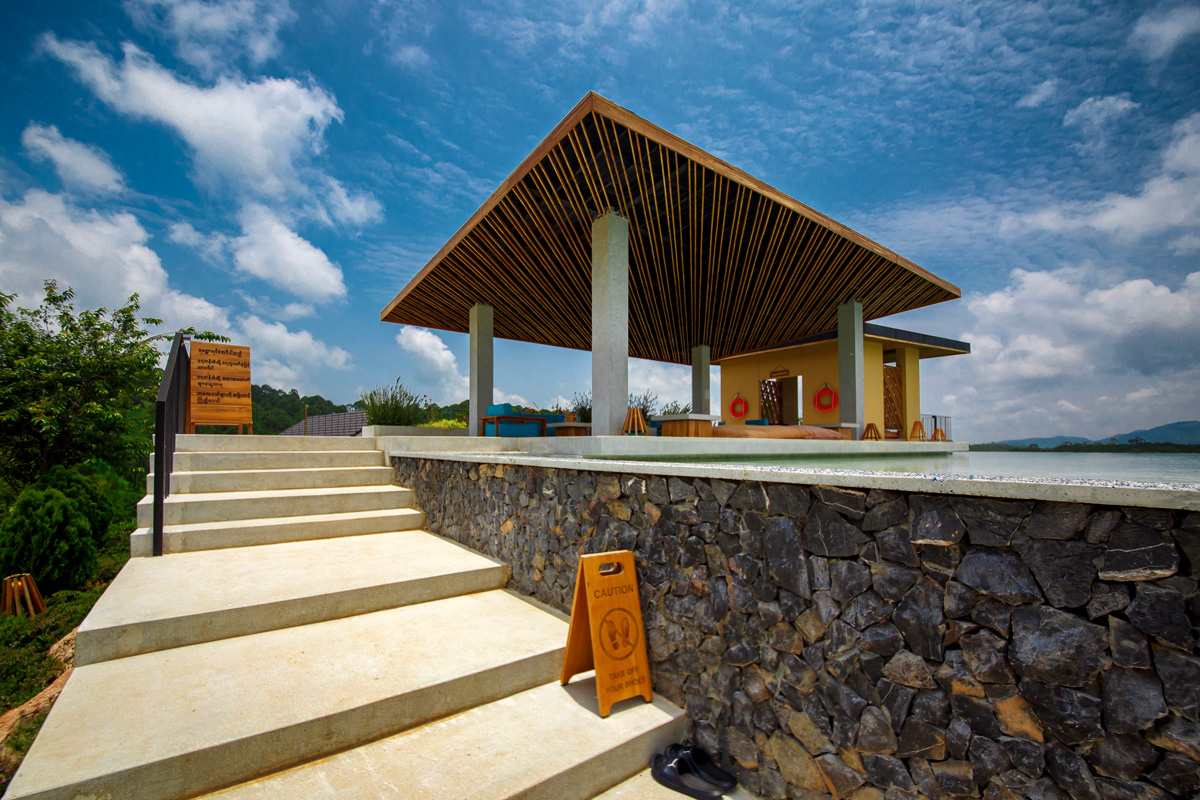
[570, 391, 593, 423]
[32, 465, 115, 547]
[359, 379, 425, 426]
[628, 390, 658, 419]
[0, 281, 224, 491]
[660, 400, 693, 415]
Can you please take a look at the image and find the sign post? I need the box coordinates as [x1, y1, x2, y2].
[188, 342, 253, 433]
[560, 550, 653, 717]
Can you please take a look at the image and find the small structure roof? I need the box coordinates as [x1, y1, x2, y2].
[381, 92, 961, 364]
[716, 323, 972, 363]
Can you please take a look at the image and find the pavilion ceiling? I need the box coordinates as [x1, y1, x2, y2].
[381, 93, 961, 365]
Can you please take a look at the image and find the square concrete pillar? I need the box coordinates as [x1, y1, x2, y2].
[591, 212, 629, 436]
[469, 304, 493, 436]
[897, 346, 921, 440]
[691, 345, 711, 414]
[837, 300, 865, 435]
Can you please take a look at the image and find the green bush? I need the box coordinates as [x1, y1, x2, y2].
[571, 391, 592, 423]
[360, 379, 425, 426]
[0, 487, 97, 595]
[418, 418, 468, 429]
[33, 465, 115, 546]
[75, 460, 141, 521]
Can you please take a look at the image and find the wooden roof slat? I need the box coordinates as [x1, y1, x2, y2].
[380, 92, 960, 364]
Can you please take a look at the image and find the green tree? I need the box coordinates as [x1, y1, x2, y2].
[0, 281, 220, 491]
[0, 487, 97, 594]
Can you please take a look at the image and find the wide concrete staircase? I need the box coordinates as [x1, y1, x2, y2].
[6, 434, 690, 800]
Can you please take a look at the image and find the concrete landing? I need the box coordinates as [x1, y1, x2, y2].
[202, 679, 686, 800]
[78, 531, 509, 664]
[597, 769, 764, 799]
[7, 591, 567, 800]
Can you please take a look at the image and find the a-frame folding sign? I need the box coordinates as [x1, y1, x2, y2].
[560, 551, 653, 717]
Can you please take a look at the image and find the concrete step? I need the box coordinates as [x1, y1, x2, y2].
[171, 449, 386, 472]
[130, 507, 427, 555]
[78, 531, 508, 665]
[596, 769, 764, 799]
[175, 434, 378, 452]
[136, 484, 413, 527]
[147, 465, 396, 494]
[6, 590, 567, 800]
[199, 679, 686, 800]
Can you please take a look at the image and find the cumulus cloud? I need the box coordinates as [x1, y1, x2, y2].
[41, 35, 341, 202]
[1015, 79, 1056, 109]
[322, 177, 383, 226]
[1130, 5, 1200, 62]
[21, 124, 125, 194]
[928, 265, 1200, 441]
[394, 326, 529, 405]
[0, 188, 228, 331]
[124, 0, 295, 76]
[237, 314, 350, 374]
[1018, 111, 1200, 248]
[232, 204, 346, 302]
[628, 359, 722, 415]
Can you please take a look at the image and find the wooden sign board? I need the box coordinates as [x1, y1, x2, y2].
[188, 342, 252, 432]
[769, 367, 790, 378]
[560, 551, 653, 717]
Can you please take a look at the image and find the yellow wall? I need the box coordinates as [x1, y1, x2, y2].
[897, 347, 921, 440]
[718, 342, 844, 427]
[864, 341, 885, 438]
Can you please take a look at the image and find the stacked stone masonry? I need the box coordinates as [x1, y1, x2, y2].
[392, 457, 1200, 800]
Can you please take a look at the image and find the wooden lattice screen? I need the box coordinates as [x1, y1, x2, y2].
[883, 365, 904, 435]
[759, 380, 782, 425]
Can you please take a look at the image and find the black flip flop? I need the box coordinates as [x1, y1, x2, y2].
[664, 744, 738, 791]
[651, 753, 726, 799]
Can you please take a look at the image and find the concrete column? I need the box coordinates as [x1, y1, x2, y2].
[691, 345, 711, 414]
[468, 304, 494, 436]
[897, 347, 921, 440]
[837, 300, 865, 435]
[591, 212, 629, 436]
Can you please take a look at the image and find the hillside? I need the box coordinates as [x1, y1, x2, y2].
[997, 420, 1200, 447]
[252, 385, 356, 435]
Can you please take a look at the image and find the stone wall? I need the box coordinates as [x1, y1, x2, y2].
[392, 457, 1200, 800]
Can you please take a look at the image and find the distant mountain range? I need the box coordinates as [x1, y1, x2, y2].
[997, 420, 1200, 447]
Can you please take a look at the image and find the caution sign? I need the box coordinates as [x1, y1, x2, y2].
[188, 342, 252, 433]
[560, 551, 653, 717]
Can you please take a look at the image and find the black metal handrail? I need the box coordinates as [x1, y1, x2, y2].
[152, 331, 190, 556]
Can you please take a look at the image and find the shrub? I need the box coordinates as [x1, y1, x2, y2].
[359, 379, 425, 426]
[661, 400, 693, 415]
[629, 390, 658, 419]
[0, 487, 97, 595]
[418, 418, 468, 429]
[571, 391, 592, 423]
[33, 465, 115, 546]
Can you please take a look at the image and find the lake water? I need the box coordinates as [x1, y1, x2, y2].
[648, 451, 1200, 486]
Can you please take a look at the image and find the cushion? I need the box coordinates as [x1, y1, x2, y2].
[486, 403, 514, 416]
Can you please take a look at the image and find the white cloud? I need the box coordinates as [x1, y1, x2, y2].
[393, 45, 431, 68]
[323, 178, 383, 226]
[1015, 79, 1056, 109]
[0, 188, 228, 332]
[41, 35, 341, 201]
[124, 0, 295, 76]
[1019, 111, 1200, 247]
[1130, 5, 1200, 62]
[1063, 94, 1139, 134]
[628, 359, 721, 414]
[238, 314, 351, 379]
[927, 265, 1200, 441]
[21, 124, 125, 194]
[393, 326, 529, 405]
[232, 204, 346, 302]
[235, 291, 314, 320]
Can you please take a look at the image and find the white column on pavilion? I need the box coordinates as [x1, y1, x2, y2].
[691, 344, 711, 414]
[591, 211, 630, 436]
[468, 303, 494, 436]
[837, 299, 865, 436]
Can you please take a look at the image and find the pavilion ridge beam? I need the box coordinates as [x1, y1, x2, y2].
[591, 212, 630, 437]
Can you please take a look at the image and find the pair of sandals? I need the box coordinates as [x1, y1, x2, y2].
[650, 743, 738, 799]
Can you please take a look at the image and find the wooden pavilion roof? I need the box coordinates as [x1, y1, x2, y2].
[381, 93, 961, 364]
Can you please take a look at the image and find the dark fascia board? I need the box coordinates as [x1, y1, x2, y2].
[716, 322, 970, 362]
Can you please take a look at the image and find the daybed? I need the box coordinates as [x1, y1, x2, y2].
[713, 424, 847, 440]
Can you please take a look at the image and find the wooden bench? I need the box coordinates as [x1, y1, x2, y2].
[479, 415, 547, 437]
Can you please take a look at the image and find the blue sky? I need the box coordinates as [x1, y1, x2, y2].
[1, 0, 1197, 442]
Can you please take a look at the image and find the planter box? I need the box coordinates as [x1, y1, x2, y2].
[360, 425, 468, 437]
